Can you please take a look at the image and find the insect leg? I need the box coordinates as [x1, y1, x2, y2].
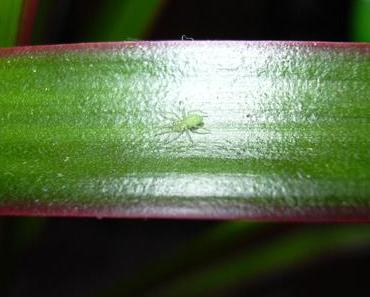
[163, 133, 174, 144]
[159, 112, 179, 121]
[155, 124, 171, 135]
[167, 111, 181, 119]
[155, 131, 169, 138]
[192, 128, 211, 134]
[166, 131, 183, 144]
[185, 130, 194, 143]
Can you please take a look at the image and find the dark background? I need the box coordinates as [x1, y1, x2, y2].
[151, 0, 352, 41]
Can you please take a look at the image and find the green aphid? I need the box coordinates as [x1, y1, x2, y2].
[158, 108, 210, 143]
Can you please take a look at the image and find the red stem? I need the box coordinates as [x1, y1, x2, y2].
[1, 40, 370, 57]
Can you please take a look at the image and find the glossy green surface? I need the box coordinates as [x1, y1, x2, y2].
[0, 0, 23, 47]
[1, 41, 370, 220]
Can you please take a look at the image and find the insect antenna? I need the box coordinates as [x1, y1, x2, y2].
[187, 110, 208, 117]
[159, 111, 180, 121]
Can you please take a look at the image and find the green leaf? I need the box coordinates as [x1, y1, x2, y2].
[0, 0, 24, 47]
[1, 41, 370, 220]
[351, 0, 370, 42]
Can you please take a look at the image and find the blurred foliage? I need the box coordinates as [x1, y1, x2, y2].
[31, 0, 163, 43]
[0, 0, 23, 47]
[351, 0, 370, 41]
[93, 224, 370, 297]
[31, 0, 59, 44]
[153, 225, 370, 297]
[98, 222, 266, 297]
[84, 0, 163, 41]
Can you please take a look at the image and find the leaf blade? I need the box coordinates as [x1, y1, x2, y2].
[1, 41, 370, 221]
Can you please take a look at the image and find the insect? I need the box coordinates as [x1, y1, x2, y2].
[157, 107, 210, 143]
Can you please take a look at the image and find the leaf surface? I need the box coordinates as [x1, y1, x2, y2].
[1, 41, 370, 221]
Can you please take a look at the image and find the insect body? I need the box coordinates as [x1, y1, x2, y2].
[158, 108, 209, 143]
[172, 114, 204, 133]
